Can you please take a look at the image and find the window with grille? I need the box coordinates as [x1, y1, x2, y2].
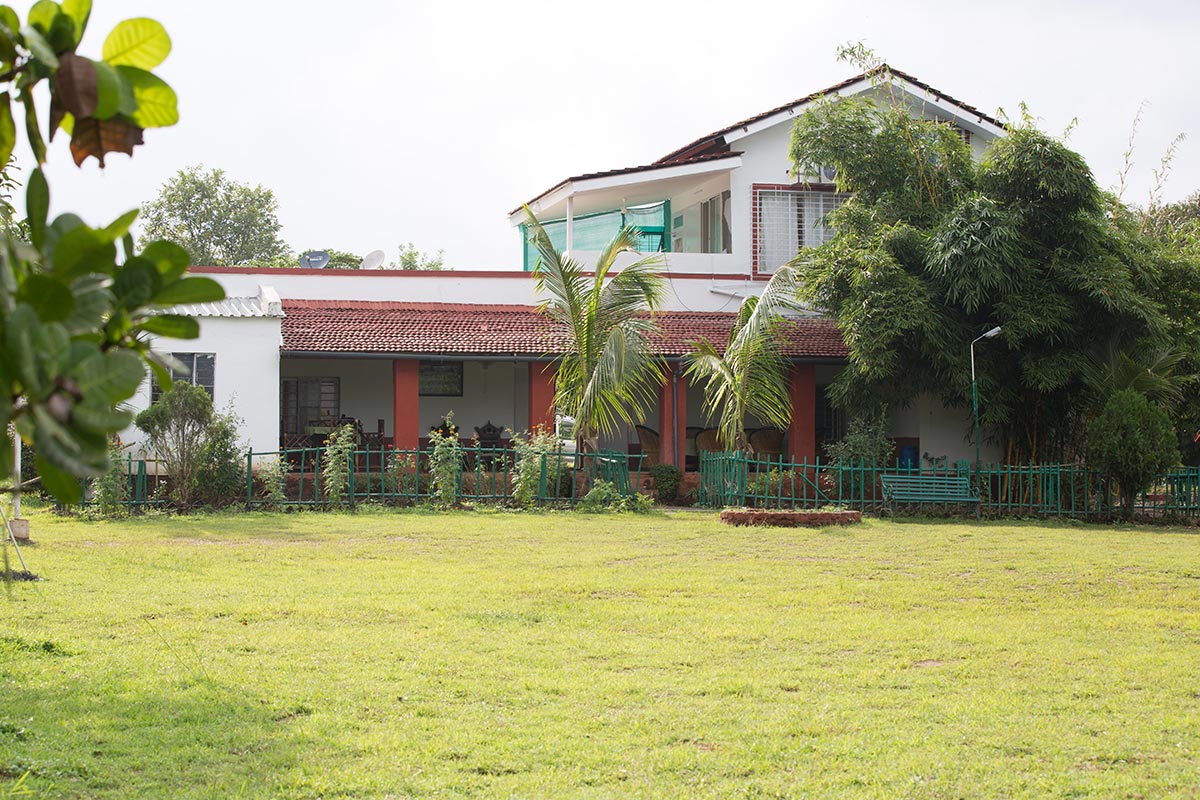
[150, 353, 215, 403]
[280, 377, 340, 435]
[754, 188, 848, 273]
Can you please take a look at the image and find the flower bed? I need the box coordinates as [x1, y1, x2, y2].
[719, 508, 862, 527]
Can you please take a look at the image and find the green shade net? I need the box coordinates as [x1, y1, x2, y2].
[523, 202, 667, 271]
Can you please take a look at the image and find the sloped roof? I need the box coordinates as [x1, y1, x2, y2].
[517, 65, 1004, 213]
[655, 64, 1004, 165]
[171, 294, 284, 318]
[281, 300, 848, 360]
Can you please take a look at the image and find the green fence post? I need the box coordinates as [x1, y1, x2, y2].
[246, 450, 253, 507]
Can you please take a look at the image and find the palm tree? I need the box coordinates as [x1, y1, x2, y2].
[683, 266, 803, 453]
[524, 208, 666, 452]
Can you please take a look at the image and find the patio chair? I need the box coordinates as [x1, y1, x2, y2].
[635, 425, 660, 466]
[749, 427, 785, 458]
[695, 428, 721, 454]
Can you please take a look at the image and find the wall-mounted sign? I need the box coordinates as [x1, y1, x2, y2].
[419, 361, 463, 397]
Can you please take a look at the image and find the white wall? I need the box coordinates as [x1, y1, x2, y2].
[125, 315, 282, 464]
[888, 392, 1004, 466]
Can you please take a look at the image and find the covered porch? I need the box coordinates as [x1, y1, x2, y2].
[279, 298, 848, 469]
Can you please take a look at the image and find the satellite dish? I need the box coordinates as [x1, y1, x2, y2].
[299, 250, 331, 269]
[360, 249, 385, 270]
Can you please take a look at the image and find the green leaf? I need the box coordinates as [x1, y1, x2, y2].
[112, 257, 161, 310]
[21, 90, 45, 164]
[101, 17, 169, 69]
[73, 348, 144, 403]
[35, 453, 82, 503]
[135, 313, 198, 339]
[0, 92, 14, 170]
[114, 66, 176, 128]
[48, 224, 115, 278]
[0, 6, 19, 33]
[26, 0, 58, 36]
[63, 274, 112, 335]
[144, 349, 173, 391]
[5, 304, 38, 389]
[140, 240, 189, 281]
[19, 24, 58, 68]
[153, 276, 224, 306]
[70, 401, 130, 434]
[17, 273, 74, 321]
[26, 167, 48, 249]
[91, 58, 120, 118]
[0, 26, 15, 62]
[103, 207, 138, 240]
[59, 0, 89, 38]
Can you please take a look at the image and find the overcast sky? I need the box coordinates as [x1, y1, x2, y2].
[35, 0, 1200, 269]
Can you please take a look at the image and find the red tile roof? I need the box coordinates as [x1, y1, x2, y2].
[281, 300, 848, 360]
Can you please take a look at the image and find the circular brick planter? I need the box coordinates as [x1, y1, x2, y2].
[719, 508, 862, 527]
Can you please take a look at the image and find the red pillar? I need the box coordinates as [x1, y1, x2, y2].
[674, 370, 687, 467]
[788, 363, 817, 462]
[528, 362, 556, 433]
[392, 360, 420, 450]
[657, 367, 689, 467]
[657, 368, 675, 466]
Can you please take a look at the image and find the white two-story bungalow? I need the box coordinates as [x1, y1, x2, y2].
[128, 66, 1008, 470]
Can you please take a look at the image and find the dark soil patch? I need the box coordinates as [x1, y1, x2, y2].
[719, 509, 862, 528]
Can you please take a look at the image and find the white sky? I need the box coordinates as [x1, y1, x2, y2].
[35, 0, 1200, 269]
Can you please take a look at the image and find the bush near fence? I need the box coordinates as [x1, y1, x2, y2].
[242, 445, 645, 509]
[697, 451, 1200, 521]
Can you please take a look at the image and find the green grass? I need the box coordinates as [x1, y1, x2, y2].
[1, 509, 1198, 798]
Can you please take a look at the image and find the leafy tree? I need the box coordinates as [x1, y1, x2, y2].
[390, 242, 444, 271]
[524, 208, 665, 452]
[134, 381, 214, 510]
[323, 248, 361, 268]
[0, 5, 223, 503]
[140, 165, 290, 266]
[790, 70, 1186, 462]
[1087, 389, 1178, 519]
[684, 267, 799, 452]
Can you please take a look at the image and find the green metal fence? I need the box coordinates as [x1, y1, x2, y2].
[244, 444, 645, 508]
[696, 451, 1200, 521]
[72, 454, 167, 512]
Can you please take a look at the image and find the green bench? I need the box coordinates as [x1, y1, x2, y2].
[879, 473, 980, 517]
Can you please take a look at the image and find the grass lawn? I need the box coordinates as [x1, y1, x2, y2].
[1, 508, 1198, 798]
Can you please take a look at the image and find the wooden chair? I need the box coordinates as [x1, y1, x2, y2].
[749, 427, 785, 457]
[635, 425, 660, 466]
[695, 428, 721, 454]
[473, 420, 505, 468]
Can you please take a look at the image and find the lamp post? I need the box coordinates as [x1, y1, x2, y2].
[971, 326, 1003, 478]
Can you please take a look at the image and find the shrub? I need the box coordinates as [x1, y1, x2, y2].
[258, 456, 289, 509]
[1087, 389, 1178, 519]
[428, 412, 461, 507]
[135, 381, 214, 511]
[322, 424, 356, 507]
[648, 464, 682, 503]
[192, 408, 246, 508]
[511, 427, 571, 507]
[90, 439, 129, 516]
[749, 468, 797, 507]
[578, 480, 653, 514]
[822, 407, 893, 499]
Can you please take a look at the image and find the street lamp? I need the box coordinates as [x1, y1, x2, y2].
[971, 326, 1002, 478]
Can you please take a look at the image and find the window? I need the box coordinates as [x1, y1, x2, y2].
[151, 353, 215, 403]
[754, 187, 848, 273]
[281, 377, 340, 435]
[700, 191, 731, 254]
